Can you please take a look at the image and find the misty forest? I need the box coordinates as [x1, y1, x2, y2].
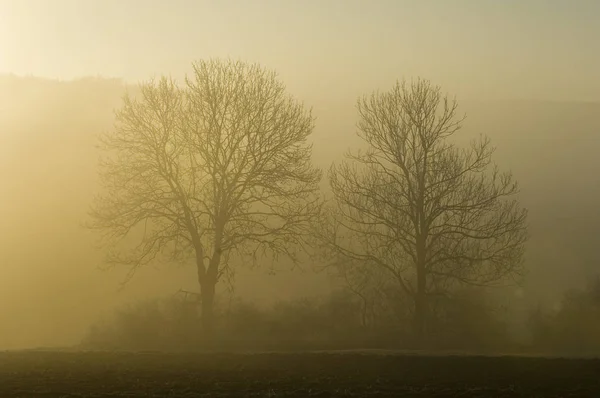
[2, 58, 600, 356]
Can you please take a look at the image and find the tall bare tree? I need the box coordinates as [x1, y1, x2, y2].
[323, 78, 528, 342]
[88, 59, 322, 334]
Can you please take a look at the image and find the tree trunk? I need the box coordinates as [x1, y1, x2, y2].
[195, 247, 217, 340]
[199, 278, 216, 337]
[195, 243, 223, 341]
[414, 142, 429, 347]
[414, 289, 427, 345]
[413, 260, 428, 347]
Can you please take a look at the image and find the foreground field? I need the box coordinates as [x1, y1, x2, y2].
[1, 350, 599, 397]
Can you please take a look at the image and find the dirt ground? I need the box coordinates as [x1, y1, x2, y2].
[1, 350, 599, 397]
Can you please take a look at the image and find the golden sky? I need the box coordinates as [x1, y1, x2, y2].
[0, 0, 598, 102]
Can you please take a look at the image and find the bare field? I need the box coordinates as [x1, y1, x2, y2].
[1, 350, 599, 397]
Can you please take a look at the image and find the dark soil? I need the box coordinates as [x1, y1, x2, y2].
[1, 350, 599, 397]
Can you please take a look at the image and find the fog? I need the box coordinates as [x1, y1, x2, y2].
[0, 1, 599, 351]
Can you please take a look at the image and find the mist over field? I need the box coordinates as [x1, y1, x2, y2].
[0, 0, 599, 357]
[1, 76, 599, 351]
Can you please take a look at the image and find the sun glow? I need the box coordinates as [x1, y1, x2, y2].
[0, 11, 10, 73]
[0, 2, 24, 76]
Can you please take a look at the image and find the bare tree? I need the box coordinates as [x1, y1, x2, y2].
[88, 59, 322, 334]
[323, 78, 528, 342]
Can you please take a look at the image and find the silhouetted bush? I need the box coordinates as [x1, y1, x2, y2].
[83, 286, 514, 353]
[82, 297, 201, 351]
[428, 288, 512, 351]
[529, 277, 600, 355]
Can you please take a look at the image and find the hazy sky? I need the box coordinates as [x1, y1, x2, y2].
[0, 0, 598, 102]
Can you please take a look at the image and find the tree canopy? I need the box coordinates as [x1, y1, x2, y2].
[89, 59, 322, 332]
[321, 78, 528, 340]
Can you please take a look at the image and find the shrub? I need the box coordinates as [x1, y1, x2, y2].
[529, 277, 600, 355]
[83, 288, 515, 352]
